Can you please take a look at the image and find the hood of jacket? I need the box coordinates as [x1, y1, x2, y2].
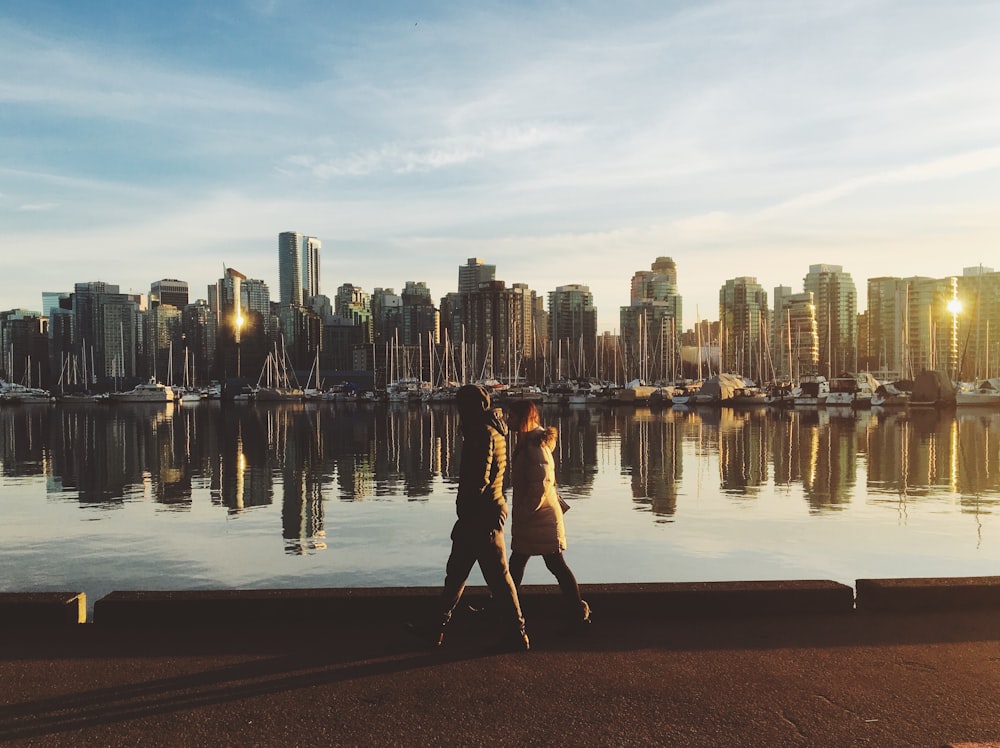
[524, 425, 558, 452]
[456, 384, 491, 420]
[456, 384, 508, 437]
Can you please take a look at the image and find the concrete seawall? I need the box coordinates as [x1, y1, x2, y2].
[4, 576, 1000, 628]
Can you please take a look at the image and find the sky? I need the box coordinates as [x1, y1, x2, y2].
[2, 0, 1000, 332]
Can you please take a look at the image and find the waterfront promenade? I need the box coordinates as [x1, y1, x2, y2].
[1, 581, 999, 747]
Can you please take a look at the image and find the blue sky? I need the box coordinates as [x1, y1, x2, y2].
[2, 1, 999, 331]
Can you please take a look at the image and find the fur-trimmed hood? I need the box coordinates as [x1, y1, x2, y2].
[522, 425, 558, 452]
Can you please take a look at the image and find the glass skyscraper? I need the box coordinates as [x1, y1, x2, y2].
[278, 231, 303, 306]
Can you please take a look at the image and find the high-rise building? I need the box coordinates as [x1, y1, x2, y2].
[71, 282, 142, 381]
[150, 279, 189, 309]
[182, 299, 216, 386]
[335, 283, 370, 320]
[0, 309, 49, 387]
[278, 304, 322, 372]
[631, 256, 679, 304]
[803, 264, 857, 376]
[510, 282, 538, 381]
[772, 287, 818, 380]
[242, 278, 272, 334]
[621, 258, 682, 382]
[213, 267, 270, 381]
[866, 277, 909, 379]
[458, 258, 495, 295]
[372, 287, 402, 346]
[146, 303, 183, 383]
[867, 275, 958, 379]
[401, 281, 438, 347]
[956, 266, 1000, 381]
[548, 284, 598, 380]
[463, 280, 525, 382]
[278, 231, 303, 306]
[303, 236, 321, 301]
[719, 277, 768, 382]
[41, 292, 67, 319]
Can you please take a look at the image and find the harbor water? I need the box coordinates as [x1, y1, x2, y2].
[3, 400, 999, 613]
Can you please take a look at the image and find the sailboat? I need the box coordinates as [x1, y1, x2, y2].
[1, 354, 53, 404]
[253, 341, 304, 401]
[303, 349, 323, 400]
[179, 348, 201, 403]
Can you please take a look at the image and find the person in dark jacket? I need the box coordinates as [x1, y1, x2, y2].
[409, 384, 528, 651]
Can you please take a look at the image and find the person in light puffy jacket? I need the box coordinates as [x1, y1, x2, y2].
[506, 399, 590, 626]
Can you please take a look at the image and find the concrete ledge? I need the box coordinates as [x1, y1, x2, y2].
[573, 580, 855, 619]
[94, 587, 448, 628]
[94, 580, 853, 627]
[856, 576, 1000, 612]
[0, 592, 86, 627]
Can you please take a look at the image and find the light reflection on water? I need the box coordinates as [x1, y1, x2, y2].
[2, 401, 999, 612]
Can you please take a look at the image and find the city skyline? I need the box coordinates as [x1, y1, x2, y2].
[3, 2, 1000, 332]
[0, 247, 989, 335]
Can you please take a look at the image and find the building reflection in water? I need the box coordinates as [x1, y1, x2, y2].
[617, 407, 682, 518]
[3, 401, 1000, 552]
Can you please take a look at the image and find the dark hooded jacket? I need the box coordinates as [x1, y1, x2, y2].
[455, 384, 509, 531]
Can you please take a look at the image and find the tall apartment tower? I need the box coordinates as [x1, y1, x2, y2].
[548, 284, 598, 379]
[462, 280, 525, 382]
[213, 267, 272, 380]
[510, 282, 537, 370]
[458, 258, 495, 295]
[772, 286, 818, 380]
[71, 282, 142, 380]
[621, 257, 682, 382]
[278, 231, 302, 306]
[867, 276, 959, 379]
[956, 266, 1000, 381]
[448, 258, 498, 347]
[303, 236, 321, 301]
[401, 281, 439, 346]
[803, 264, 857, 377]
[719, 277, 768, 382]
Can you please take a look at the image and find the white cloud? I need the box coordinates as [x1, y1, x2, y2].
[284, 123, 586, 178]
[760, 147, 1000, 218]
[16, 202, 58, 212]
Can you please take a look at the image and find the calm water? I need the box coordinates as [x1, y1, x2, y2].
[3, 401, 1000, 613]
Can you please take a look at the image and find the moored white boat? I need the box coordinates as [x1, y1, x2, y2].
[956, 378, 1000, 407]
[110, 378, 172, 403]
[0, 382, 54, 404]
[824, 372, 880, 409]
[790, 375, 829, 407]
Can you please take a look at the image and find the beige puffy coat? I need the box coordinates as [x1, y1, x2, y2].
[509, 426, 566, 555]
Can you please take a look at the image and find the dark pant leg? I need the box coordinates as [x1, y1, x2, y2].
[477, 528, 525, 630]
[508, 550, 530, 588]
[542, 552, 585, 613]
[440, 522, 479, 622]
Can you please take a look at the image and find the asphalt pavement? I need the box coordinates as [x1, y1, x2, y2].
[2, 590, 1000, 747]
